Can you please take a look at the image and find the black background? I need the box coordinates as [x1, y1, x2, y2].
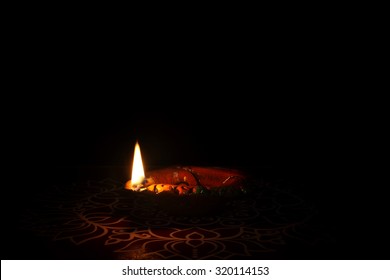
[3, 34, 389, 259]
[2, 7, 388, 262]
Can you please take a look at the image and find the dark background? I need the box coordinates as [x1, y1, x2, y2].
[3, 28, 388, 258]
[2, 8, 388, 261]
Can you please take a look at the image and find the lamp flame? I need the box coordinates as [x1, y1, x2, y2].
[125, 141, 145, 190]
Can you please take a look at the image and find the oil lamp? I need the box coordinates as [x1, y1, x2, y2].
[125, 141, 253, 196]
